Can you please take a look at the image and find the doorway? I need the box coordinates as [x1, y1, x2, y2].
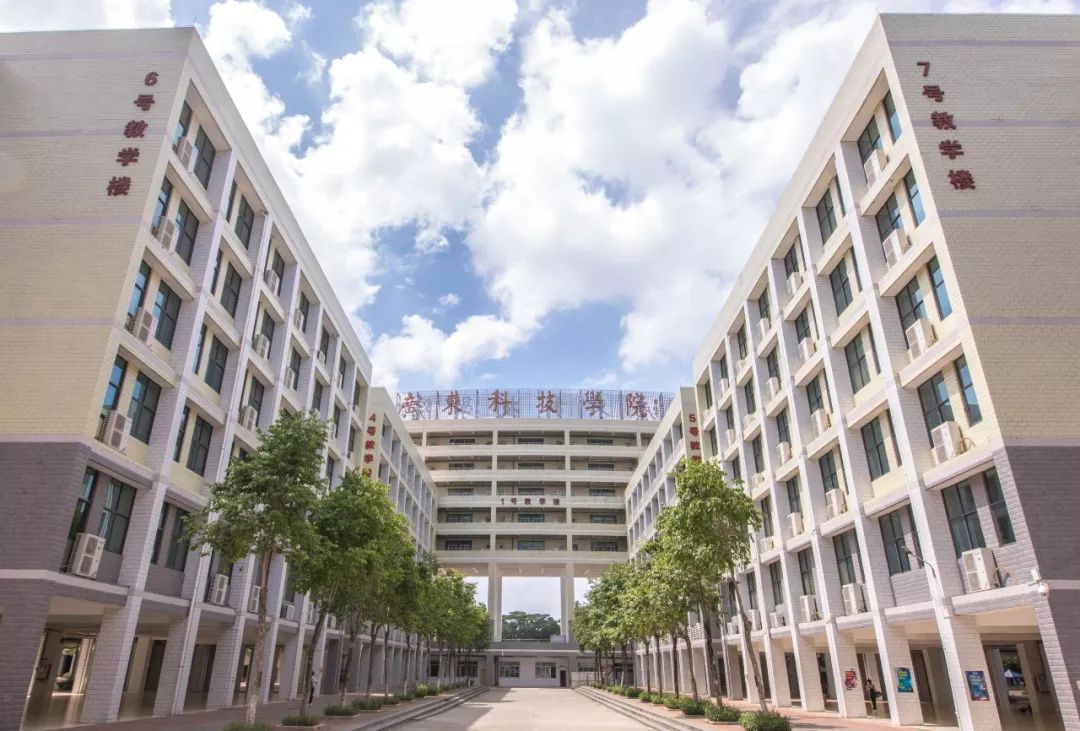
[143, 640, 167, 693]
[559, 669, 567, 688]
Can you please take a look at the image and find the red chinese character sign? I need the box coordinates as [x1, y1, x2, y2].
[917, 62, 976, 192]
[106, 71, 158, 198]
[537, 390, 559, 416]
[395, 388, 674, 420]
[582, 390, 605, 418]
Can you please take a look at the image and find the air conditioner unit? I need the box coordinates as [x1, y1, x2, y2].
[209, 573, 230, 605]
[285, 368, 298, 391]
[736, 357, 748, 375]
[292, 309, 304, 331]
[961, 547, 998, 592]
[759, 535, 776, 554]
[727, 619, 740, 635]
[316, 350, 326, 365]
[786, 511, 803, 537]
[750, 609, 762, 632]
[328, 615, 339, 631]
[247, 585, 261, 614]
[826, 488, 847, 519]
[758, 317, 771, 339]
[69, 532, 104, 578]
[156, 219, 177, 251]
[131, 307, 157, 344]
[811, 408, 831, 439]
[743, 413, 757, 432]
[766, 377, 782, 402]
[800, 594, 818, 623]
[905, 318, 937, 362]
[253, 333, 270, 360]
[264, 269, 280, 295]
[239, 404, 258, 431]
[753, 471, 769, 490]
[718, 377, 730, 394]
[863, 148, 887, 187]
[769, 607, 787, 628]
[786, 270, 803, 297]
[284, 604, 296, 621]
[176, 137, 193, 167]
[882, 229, 910, 269]
[842, 582, 866, 614]
[102, 409, 131, 451]
[931, 421, 963, 465]
[305, 603, 315, 626]
[776, 441, 792, 464]
[725, 428, 736, 447]
[352, 402, 361, 417]
[799, 337, 816, 363]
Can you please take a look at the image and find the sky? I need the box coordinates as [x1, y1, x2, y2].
[5, 0, 1076, 618]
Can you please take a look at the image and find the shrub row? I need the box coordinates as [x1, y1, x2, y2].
[591, 684, 790, 729]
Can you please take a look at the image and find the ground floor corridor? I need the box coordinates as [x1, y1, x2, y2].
[397, 688, 647, 730]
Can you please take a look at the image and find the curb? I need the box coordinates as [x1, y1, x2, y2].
[575, 686, 704, 731]
[350, 686, 488, 730]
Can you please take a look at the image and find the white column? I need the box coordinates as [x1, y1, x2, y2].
[825, 623, 865, 718]
[488, 563, 502, 642]
[561, 563, 575, 638]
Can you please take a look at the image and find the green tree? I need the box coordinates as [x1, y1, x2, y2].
[501, 611, 561, 640]
[187, 412, 326, 725]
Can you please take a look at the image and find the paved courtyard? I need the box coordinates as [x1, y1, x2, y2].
[397, 688, 647, 730]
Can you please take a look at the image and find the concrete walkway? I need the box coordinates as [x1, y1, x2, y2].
[396, 688, 648, 730]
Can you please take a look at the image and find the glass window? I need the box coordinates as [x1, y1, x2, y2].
[153, 282, 181, 349]
[221, 264, 242, 318]
[784, 241, 801, 276]
[857, 117, 882, 163]
[927, 256, 953, 319]
[862, 418, 891, 480]
[984, 469, 1015, 545]
[187, 416, 213, 475]
[759, 495, 773, 537]
[820, 450, 842, 493]
[590, 513, 617, 524]
[312, 380, 324, 412]
[954, 356, 982, 425]
[758, 289, 771, 322]
[875, 194, 903, 241]
[785, 477, 801, 515]
[746, 572, 758, 610]
[752, 437, 764, 474]
[884, 91, 902, 140]
[99, 479, 136, 554]
[206, 337, 228, 392]
[259, 311, 276, 351]
[517, 540, 545, 551]
[918, 372, 954, 436]
[703, 380, 713, 409]
[816, 188, 838, 243]
[446, 513, 473, 523]
[173, 405, 190, 462]
[235, 196, 255, 247]
[806, 376, 825, 414]
[776, 409, 791, 445]
[769, 561, 784, 607]
[320, 328, 331, 360]
[706, 427, 718, 455]
[718, 356, 729, 380]
[128, 372, 161, 443]
[103, 355, 128, 411]
[165, 508, 190, 571]
[880, 510, 911, 575]
[69, 469, 98, 542]
[904, 170, 925, 225]
[500, 663, 520, 678]
[446, 539, 473, 551]
[248, 376, 265, 419]
[766, 349, 781, 380]
[896, 275, 928, 348]
[535, 663, 556, 679]
[172, 101, 192, 148]
[192, 324, 206, 374]
[724, 408, 734, 431]
[192, 128, 215, 188]
[152, 178, 172, 234]
[128, 261, 150, 317]
[226, 181, 238, 222]
[736, 326, 748, 359]
[795, 307, 814, 343]
[297, 293, 310, 333]
[209, 250, 223, 296]
[730, 456, 741, 482]
[845, 333, 871, 393]
[798, 548, 816, 596]
[744, 379, 756, 413]
[943, 482, 985, 557]
[174, 201, 199, 264]
[833, 530, 860, 586]
[517, 513, 544, 523]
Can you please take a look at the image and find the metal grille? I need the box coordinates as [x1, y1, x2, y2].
[394, 388, 673, 421]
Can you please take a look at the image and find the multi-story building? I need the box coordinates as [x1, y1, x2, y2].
[398, 388, 667, 686]
[672, 13, 1080, 731]
[0, 28, 429, 731]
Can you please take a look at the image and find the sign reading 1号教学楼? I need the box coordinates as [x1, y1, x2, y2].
[966, 670, 990, 701]
[897, 667, 913, 693]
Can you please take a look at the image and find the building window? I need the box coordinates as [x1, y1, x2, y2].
[880, 509, 911, 575]
[221, 263, 242, 318]
[226, 181, 238, 222]
[128, 372, 161, 443]
[806, 375, 826, 414]
[884, 91, 902, 140]
[954, 356, 982, 425]
[776, 409, 791, 445]
[743, 379, 756, 414]
[845, 333, 871, 393]
[798, 548, 816, 596]
[927, 256, 953, 319]
[128, 261, 151, 317]
[760, 495, 773, 536]
[862, 417, 891, 480]
[297, 293, 310, 333]
[173, 405, 190, 462]
[235, 196, 255, 247]
[785, 477, 801, 515]
[446, 513, 473, 523]
[500, 663, 520, 678]
[248, 376, 265, 421]
[766, 350, 781, 382]
[312, 380, 324, 412]
[103, 355, 128, 411]
[165, 509, 190, 571]
[904, 170, 925, 225]
[187, 416, 213, 476]
[751, 437, 764, 474]
[586, 437, 614, 446]
[816, 188, 838, 243]
[192, 324, 206, 375]
[448, 437, 475, 445]
[985, 469, 1015, 545]
[736, 326, 748, 359]
[269, 250, 285, 295]
[591, 541, 619, 552]
[517, 540, 545, 551]
[784, 241, 801, 276]
[446, 540, 473, 551]
[820, 450, 842, 493]
[535, 663, 556, 679]
[795, 307, 814, 343]
[702, 380, 713, 409]
[174, 201, 199, 265]
[857, 117, 882, 163]
[896, 276, 927, 347]
[917, 372, 954, 437]
[517, 513, 544, 523]
[319, 328, 331, 361]
[768, 561, 784, 607]
[69, 469, 98, 543]
[152, 178, 172, 234]
[590, 513, 617, 524]
[758, 289, 771, 322]
[730, 457, 741, 483]
[875, 194, 902, 241]
[153, 282, 182, 349]
[943, 482, 985, 557]
[172, 101, 192, 148]
[258, 311, 276, 352]
[192, 128, 216, 188]
[99, 479, 136, 554]
[834, 530, 860, 586]
[724, 408, 734, 431]
[206, 337, 228, 393]
[706, 427, 718, 455]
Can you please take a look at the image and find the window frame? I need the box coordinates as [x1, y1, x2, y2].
[942, 482, 986, 557]
[186, 415, 213, 476]
[128, 372, 161, 444]
[816, 188, 838, 243]
[98, 479, 136, 554]
[880, 509, 912, 575]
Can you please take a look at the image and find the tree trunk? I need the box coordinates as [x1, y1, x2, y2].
[671, 632, 681, 698]
[402, 633, 412, 694]
[701, 603, 720, 702]
[736, 592, 768, 713]
[299, 603, 328, 716]
[653, 635, 664, 696]
[364, 623, 379, 700]
[594, 650, 600, 685]
[436, 641, 445, 689]
[680, 626, 699, 701]
[621, 643, 629, 687]
[245, 550, 273, 724]
[382, 625, 391, 698]
[644, 639, 652, 694]
[339, 618, 359, 704]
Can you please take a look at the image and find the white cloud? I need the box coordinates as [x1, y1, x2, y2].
[438, 292, 461, 308]
[360, 0, 518, 87]
[0, 0, 171, 31]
